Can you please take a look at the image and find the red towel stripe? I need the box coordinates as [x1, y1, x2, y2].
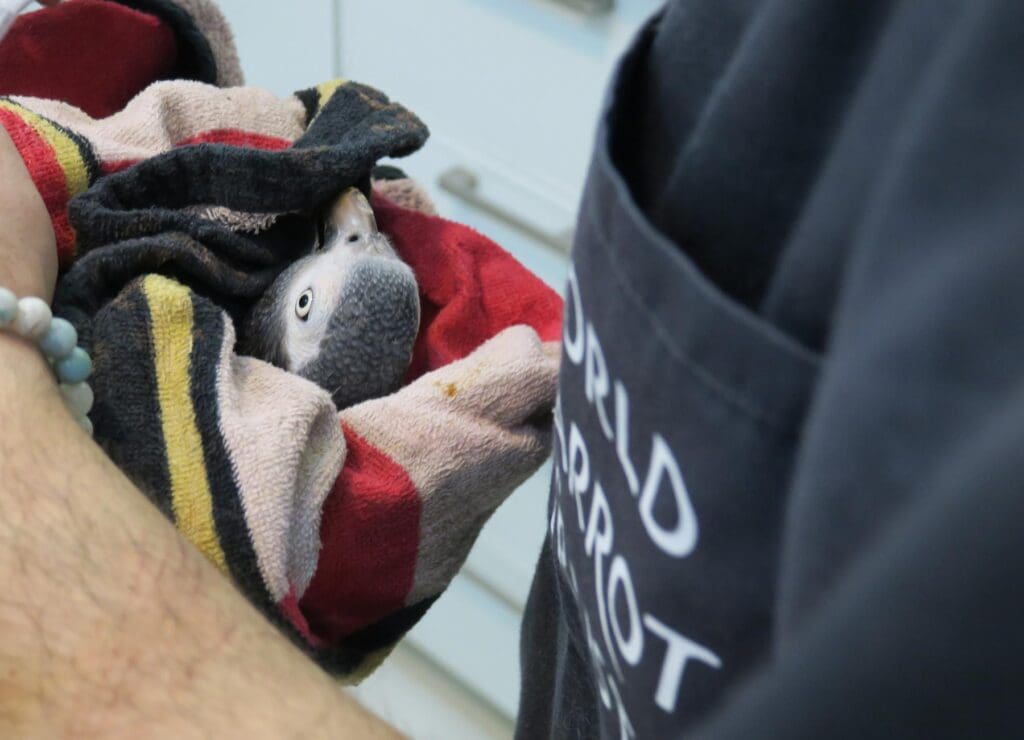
[101, 159, 140, 176]
[299, 423, 422, 641]
[278, 586, 327, 649]
[176, 129, 292, 150]
[374, 193, 564, 379]
[0, 106, 76, 264]
[101, 130, 291, 177]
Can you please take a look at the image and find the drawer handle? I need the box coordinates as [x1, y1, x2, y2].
[547, 0, 614, 16]
[438, 166, 574, 255]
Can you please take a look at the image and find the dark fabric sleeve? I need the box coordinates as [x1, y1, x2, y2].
[690, 2, 1024, 737]
[690, 416, 1024, 738]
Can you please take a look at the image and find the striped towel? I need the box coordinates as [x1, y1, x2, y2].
[1, 0, 562, 677]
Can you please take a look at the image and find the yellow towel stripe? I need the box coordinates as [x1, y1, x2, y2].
[343, 645, 398, 685]
[311, 78, 348, 122]
[0, 100, 90, 199]
[143, 275, 228, 573]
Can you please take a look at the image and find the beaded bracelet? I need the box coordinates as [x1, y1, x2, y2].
[0, 287, 94, 435]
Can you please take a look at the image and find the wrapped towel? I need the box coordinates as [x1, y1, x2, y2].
[0, 0, 562, 677]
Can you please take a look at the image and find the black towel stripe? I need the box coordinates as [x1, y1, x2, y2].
[88, 279, 174, 518]
[187, 291, 273, 608]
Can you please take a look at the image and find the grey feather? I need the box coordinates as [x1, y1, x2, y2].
[239, 188, 420, 409]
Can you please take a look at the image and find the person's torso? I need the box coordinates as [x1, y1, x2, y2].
[517, 0, 952, 735]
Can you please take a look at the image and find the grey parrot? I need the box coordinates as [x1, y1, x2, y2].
[241, 187, 421, 409]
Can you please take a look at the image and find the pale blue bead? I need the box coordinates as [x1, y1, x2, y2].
[13, 296, 50, 339]
[39, 318, 78, 359]
[60, 381, 94, 416]
[0, 288, 16, 327]
[55, 347, 92, 384]
[77, 414, 93, 437]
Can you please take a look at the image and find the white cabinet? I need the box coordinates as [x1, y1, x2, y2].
[338, 0, 661, 215]
[215, 0, 336, 98]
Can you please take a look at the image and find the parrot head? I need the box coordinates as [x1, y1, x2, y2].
[242, 187, 420, 409]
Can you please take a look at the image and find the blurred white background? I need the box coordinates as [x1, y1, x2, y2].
[215, 1, 661, 736]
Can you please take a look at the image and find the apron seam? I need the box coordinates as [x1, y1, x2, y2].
[583, 204, 808, 438]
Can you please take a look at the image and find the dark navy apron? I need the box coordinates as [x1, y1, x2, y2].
[518, 12, 820, 738]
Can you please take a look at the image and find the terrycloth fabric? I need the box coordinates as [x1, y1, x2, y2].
[0, 81, 310, 265]
[299, 194, 563, 650]
[113, 0, 245, 88]
[2, 0, 563, 676]
[91, 272, 345, 605]
[0, 0, 241, 118]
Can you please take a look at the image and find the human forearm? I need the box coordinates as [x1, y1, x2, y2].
[0, 129, 56, 300]
[0, 94, 399, 738]
[0, 309, 400, 736]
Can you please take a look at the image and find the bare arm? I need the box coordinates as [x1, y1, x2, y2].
[0, 131, 401, 738]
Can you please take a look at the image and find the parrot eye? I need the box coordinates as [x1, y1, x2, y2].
[296, 289, 314, 319]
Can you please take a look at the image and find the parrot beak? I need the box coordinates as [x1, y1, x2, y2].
[327, 187, 379, 246]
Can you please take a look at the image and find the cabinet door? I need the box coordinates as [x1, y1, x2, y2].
[215, 0, 336, 97]
[338, 0, 660, 214]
